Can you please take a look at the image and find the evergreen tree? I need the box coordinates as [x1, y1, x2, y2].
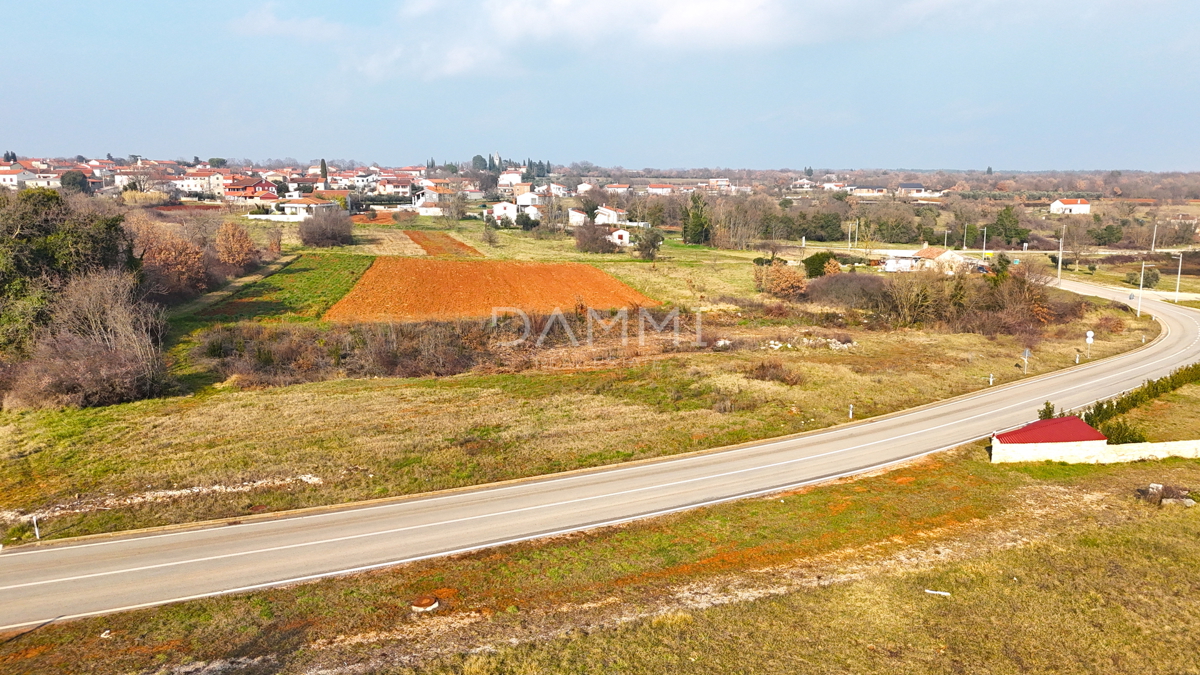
[986, 166, 993, 175]
[681, 192, 711, 244]
[106, 153, 113, 162]
[992, 206, 1028, 244]
[472, 155, 487, 171]
[319, 159, 328, 181]
[487, 155, 496, 171]
[805, 166, 814, 177]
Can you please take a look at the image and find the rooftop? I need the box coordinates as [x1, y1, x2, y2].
[995, 416, 1107, 444]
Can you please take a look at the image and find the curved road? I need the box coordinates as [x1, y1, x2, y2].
[2, 280, 1198, 631]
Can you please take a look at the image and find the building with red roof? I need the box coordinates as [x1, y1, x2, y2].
[991, 416, 1108, 463]
[1050, 198, 1091, 215]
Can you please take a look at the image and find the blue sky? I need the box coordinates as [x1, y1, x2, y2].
[2, 1, 1198, 171]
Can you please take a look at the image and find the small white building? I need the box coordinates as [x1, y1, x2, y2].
[272, 197, 341, 220]
[605, 184, 631, 194]
[498, 170, 524, 188]
[0, 169, 36, 189]
[491, 202, 519, 222]
[568, 208, 588, 227]
[647, 184, 675, 196]
[516, 192, 541, 207]
[608, 228, 631, 246]
[1050, 198, 1091, 215]
[576, 182, 594, 194]
[595, 206, 627, 225]
[991, 416, 1108, 463]
[524, 204, 543, 220]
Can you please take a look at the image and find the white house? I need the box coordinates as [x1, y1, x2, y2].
[1050, 198, 1091, 215]
[498, 170, 524, 188]
[608, 228, 631, 247]
[914, 246, 967, 273]
[568, 208, 588, 227]
[595, 206, 627, 225]
[415, 185, 456, 206]
[791, 178, 816, 190]
[897, 182, 931, 197]
[576, 182, 594, 194]
[523, 204, 543, 220]
[516, 192, 541, 207]
[0, 169, 36, 189]
[851, 185, 889, 197]
[822, 182, 848, 191]
[491, 202, 519, 222]
[548, 183, 568, 197]
[647, 184, 675, 196]
[604, 184, 631, 194]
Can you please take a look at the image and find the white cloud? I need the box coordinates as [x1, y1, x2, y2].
[230, 3, 347, 41]
[231, 0, 1175, 81]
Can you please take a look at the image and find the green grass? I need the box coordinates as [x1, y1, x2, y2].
[197, 253, 374, 321]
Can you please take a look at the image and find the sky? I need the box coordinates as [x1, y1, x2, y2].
[2, 0, 1199, 171]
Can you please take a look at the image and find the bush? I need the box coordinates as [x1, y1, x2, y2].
[215, 222, 259, 272]
[2, 271, 168, 409]
[753, 260, 807, 300]
[574, 221, 618, 254]
[634, 228, 665, 260]
[298, 211, 353, 247]
[822, 258, 842, 276]
[1094, 315, 1125, 334]
[805, 273, 885, 309]
[746, 358, 805, 386]
[141, 234, 209, 297]
[803, 251, 837, 278]
[481, 225, 500, 247]
[1124, 267, 1160, 288]
[1099, 419, 1148, 445]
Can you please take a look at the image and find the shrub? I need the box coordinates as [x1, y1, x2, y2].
[634, 228, 665, 260]
[822, 258, 842, 276]
[574, 221, 618, 254]
[805, 273, 885, 309]
[141, 234, 209, 297]
[1124, 267, 1160, 288]
[215, 222, 259, 272]
[746, 358, 805, 386]
[2, 271, 168, 409]
[803, 251, 837, 278]
[1094, 315, 1125, 334]
[481, 225, 500, 247]
[1099, 419, 1148, 445]
[265, 227, 282, 256]
[298, 211, 353, 247]
[753, 260, 807, 300]
[391, 210, 417, 224]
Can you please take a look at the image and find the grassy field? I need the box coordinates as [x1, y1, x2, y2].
[1109, 381, 1200, 442]
[0, 305, 1157, 543]
[197, 253, 375, 321]
[3, 441, 1197, 674]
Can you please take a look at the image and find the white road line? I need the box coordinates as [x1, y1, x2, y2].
[3, 310, 1194, 590]
[5, 301, 1190, 561]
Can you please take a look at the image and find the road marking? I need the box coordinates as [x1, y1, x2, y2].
[6, 293, 1193, 561]
[2, 306, 1195, 592]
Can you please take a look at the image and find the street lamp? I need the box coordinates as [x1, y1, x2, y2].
[1136, 262, 1156, 317]
[1173, 253, 1184, 304]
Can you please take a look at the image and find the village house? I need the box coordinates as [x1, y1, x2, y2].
[607, 228, 631, 246]
[851, 185, 889, 197]
[1050, 198, 1091, 215]
[605, 184, 631, 194]
[822, 182, 848, 191]
[415, 185, 456, 207]
[224, 178, 277, 201]
[914, 246, 967, 273]
[516, 191, 541, 207]
[897, 182, 932, 197]
[576, 182, 594, 194]
[595, 205, 627, 225]
[0, 168, 37, 189]
[498, 170, 524, 189]
[491, 201, 519, 222]
[647, 184, 675, 196]
[512, 182, 533, 197]
[568, 208, 588, 227]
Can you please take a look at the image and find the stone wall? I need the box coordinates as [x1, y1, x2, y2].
[991, 439, 1200, 464]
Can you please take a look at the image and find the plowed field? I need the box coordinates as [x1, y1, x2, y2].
[324, 258, 657, 321]
[404, 231, 482, 257]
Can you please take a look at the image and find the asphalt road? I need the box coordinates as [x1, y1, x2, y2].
[2, 280, 1198, 631]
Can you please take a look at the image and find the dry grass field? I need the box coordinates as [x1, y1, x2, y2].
[3, 441, 1197, 675]
[0, 305, 1156, 543]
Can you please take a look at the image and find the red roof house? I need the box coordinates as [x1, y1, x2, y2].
[992, 416, 1108, 463]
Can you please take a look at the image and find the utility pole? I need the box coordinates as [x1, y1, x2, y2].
[1136, 262, 1155, 317]
[1175, 253, 1184, 303]
[1150, 221, 1159, 253]
[981, 227, 988, 259]
[1057, 221, 1066, 281]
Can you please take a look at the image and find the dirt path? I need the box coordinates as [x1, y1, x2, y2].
[169, 254, 299, 317]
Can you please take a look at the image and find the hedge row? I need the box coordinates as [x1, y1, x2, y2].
[1079, 361, 1200, 428]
